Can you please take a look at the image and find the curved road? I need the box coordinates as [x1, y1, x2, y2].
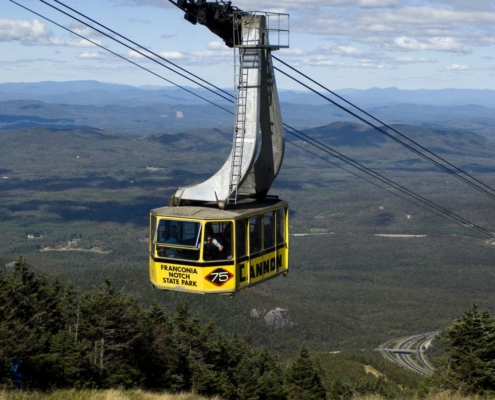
[378, 331, 440, 375]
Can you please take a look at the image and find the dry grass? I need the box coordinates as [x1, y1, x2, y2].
[352, 393, 485, 400]
[0, 389, 222, 400]
[0, 390, 488, 400]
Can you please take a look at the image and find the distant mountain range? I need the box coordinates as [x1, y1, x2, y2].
[2, 80, 495, 107]
[1, 81, 494, 138]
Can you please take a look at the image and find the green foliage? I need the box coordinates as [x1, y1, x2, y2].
[305, 351, 424, 399]
[0, 259, 296, 397]
[286, 347, 327, 399]
[78, 279, 145, 388]
[0, 256, 78, 389]
[428, 303, 495, 396]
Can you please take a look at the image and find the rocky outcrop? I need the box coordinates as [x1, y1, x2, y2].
[250, 307, 292, 329]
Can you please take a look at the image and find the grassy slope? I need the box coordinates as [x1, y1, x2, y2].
[0, 390, 216, 399]
[0, 390, 488, 399]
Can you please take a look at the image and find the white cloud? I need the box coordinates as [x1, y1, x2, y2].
[119, 47, 232, 66]
[0, 19, 51, 43]
[318, 44, 363, 56]
[68, 22, 102, 38]
[45, 37, 102, 48]
[119, 0, 400, 10]
[207, 41, 227, 50]
[304, 58, 337, 67]
[355, 59, 388, 69]
[77, 52, 105, 59]
[0, 18, 105, 48]
[393, 36, 471, 53]
[158, 51, 184, 59]
[444, 64, 470, 71]
[295, 55, 389, 69]
[293, 5, 495, 52]
[431, 0, 495, 11]
[394, 56, 437, 64]
[279, 48, 306, 57]
[70, 39, 102, 47]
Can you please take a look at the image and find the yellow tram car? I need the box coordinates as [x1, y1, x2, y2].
[149, 197, 288, 295]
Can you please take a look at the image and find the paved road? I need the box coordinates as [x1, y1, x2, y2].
[378, 331, 440, 375]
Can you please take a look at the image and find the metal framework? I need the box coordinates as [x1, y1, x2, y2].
[168, 1, 289, 209]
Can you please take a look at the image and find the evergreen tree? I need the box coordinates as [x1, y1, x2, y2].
[0, 260, 295, 397]
[139, 303, 182, 391]
[169, 303, 201, 391]
[431, 302, 495, 395]
[0, 257, 78, 389]
[233, 354, 261, 400]
[78, 279, 145, 388]
[328, 377, 352, 400]
[191, 321, 233, 397]
[32, 330, 91, 388]
[286, 347, 327, 400]
[254, 348, 286, 400]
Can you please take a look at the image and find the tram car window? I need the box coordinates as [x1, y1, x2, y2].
[249, 215, 262, 254]
[264, 211, 275, 249]
[155, 220, 201, 261]
[236, 219, 247, 258]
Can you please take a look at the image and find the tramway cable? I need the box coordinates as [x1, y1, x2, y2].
[13, 0, 494, 240]
[38, 0, 234, 104]
[274, 65, 495, 202]
[10, 0, 234, 115]
[49, 0, 235, 100]
[286, 138, 494, 239]
[284, 126, 495, 239]
[274, 54, 495, 198]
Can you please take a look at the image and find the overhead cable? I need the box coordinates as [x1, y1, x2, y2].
[38, 0, 234, 104]
[274, 63, 495, 202]
[50, 0, 234, 100]
[286, 137, 493, 239]
[9, 0, 234, 115]
[274, 54, 495, 199]
[13, 0, 493, 238]
[284, 124, 494, 238]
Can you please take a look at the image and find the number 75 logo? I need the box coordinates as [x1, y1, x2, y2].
[205, 268, 234, 287]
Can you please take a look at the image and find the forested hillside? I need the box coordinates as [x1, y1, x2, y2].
[1, 257, 423, 398]
[3, 258, 495, 398]
[1, 120, 495, 354]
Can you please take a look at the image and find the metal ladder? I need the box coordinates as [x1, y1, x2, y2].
[229, 45, 260, 204]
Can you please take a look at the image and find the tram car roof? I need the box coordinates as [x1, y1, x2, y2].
[151, 196, 288, 220]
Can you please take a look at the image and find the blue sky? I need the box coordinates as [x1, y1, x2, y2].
[2, 0, 495, 90]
